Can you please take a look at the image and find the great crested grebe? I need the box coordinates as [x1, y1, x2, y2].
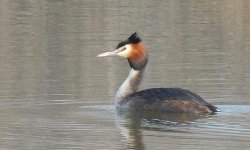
[98, 32, 220, 113]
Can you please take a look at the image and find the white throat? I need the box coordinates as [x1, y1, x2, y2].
[116, 69, 144, 103]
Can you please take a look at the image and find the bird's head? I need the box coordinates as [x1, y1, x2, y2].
[97, 32, 148, 70]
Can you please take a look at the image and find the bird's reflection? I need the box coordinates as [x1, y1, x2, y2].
[115, 109, 211, 150]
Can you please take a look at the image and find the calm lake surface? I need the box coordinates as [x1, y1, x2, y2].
[1, 0, 250, 149]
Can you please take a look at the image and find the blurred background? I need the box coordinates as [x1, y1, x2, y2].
[0, 0, 250, 149]
[1, 0, 250, 105]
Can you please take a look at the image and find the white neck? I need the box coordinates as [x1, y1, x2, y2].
[116, 68, 144, 104]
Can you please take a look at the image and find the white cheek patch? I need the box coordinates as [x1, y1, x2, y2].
[117, 45, 132, 58]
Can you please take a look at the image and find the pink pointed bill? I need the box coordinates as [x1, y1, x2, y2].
[97, 51, 117, 57]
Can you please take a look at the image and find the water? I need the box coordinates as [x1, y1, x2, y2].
[0, 0, 250, 149]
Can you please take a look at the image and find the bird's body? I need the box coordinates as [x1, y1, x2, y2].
[98, 33, 220, 113]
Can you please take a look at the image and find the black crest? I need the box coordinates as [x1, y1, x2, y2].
[116, 32, 142, 49]
[128, 32, 141, 44]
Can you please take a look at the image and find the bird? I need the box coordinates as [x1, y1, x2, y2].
[97, 32, 220, 113]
